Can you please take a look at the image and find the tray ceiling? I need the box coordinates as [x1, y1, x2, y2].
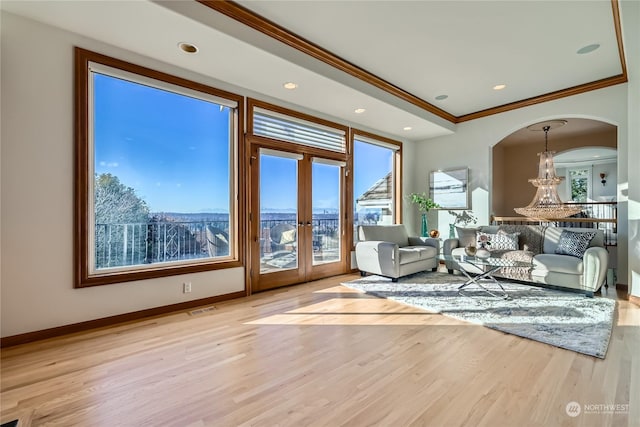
[1, 0, 627, 142]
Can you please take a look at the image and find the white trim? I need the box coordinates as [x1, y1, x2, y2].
[260, 148, 304, 161]
[311, 157, 346, 167]
[89, 62, 238, 108]
[88, 66, 97, 272]
[353, 134, 401, 151]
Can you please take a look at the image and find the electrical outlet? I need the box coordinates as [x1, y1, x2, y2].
[183, 282, 192, 293]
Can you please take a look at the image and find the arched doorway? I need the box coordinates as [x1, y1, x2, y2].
[492, 118, 617, 217]
[491, 118, 619, 284]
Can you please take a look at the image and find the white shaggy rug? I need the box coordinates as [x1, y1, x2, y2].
[342, 272, 615, 358]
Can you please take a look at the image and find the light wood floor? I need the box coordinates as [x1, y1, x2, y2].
[1, 274, 638, 427]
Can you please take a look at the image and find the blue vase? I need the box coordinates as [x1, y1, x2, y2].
[449, 223, 456, 238]
[421, 213, 428, 237]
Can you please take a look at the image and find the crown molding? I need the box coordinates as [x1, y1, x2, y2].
[197, 0, 628, 125]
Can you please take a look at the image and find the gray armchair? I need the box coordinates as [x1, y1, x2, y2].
[355, 224, 439, 281]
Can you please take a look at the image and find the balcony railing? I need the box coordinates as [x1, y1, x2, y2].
[94, 220, 230, 269]
[95, 217, 341, 269]
[493, 202, 617, 246]
[259, 218, 341, 255]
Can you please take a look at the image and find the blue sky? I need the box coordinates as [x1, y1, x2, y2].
[94, 73, 231, 213]
[94, 73, 392, 213]
[353, 140, 393, 201]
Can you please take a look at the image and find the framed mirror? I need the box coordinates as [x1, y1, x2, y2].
[429, 167, 469, 209]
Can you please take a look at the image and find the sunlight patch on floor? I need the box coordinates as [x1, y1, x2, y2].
[244, 297, 469, 326]
[313, 285, 364, 294]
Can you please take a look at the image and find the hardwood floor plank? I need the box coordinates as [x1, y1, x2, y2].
[1, 274, 637, 426]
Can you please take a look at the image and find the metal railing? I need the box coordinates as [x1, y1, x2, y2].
[493, 202, 617, 246]
[259, 218, 340, 255]
[95, 220, 230, 269]
[96, 217, 342, 269]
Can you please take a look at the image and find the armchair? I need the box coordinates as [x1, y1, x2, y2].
[355, 224, 439, 281]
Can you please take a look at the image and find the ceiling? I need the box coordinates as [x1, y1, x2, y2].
[498, 118, 617, 146]
[1, 0, 627, 143]
[554, 147, 617, 167]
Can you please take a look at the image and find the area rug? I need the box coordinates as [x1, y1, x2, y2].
[342, 272, 615, 358]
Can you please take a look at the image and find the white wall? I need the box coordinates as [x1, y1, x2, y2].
[0, 13, 250, 337]
[402, 138, 419, 234]
[620, 0, 640, 297]
[412, 84, 630, 285]
[556, 161, 617, 202]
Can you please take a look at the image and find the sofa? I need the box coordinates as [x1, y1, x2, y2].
[355, 224, 439, 281]
[443, 225, 608, 296]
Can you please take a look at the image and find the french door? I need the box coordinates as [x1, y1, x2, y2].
[249, 144, 347, 292]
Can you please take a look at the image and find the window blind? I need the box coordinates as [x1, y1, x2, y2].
[253, 107, 346, 153]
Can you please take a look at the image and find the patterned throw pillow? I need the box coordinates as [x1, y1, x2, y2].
[555, 230, 596, 258]
[492, 232, 520, 250]
[476, 232, 519, 251]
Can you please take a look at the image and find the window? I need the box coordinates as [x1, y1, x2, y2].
[352, 131, 402, 244]
[75, 48, 244, 287]
[568, 168, 591, 202]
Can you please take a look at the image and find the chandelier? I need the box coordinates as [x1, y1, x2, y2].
[514, 120, 582, 219]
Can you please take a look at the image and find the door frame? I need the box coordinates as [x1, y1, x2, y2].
[247, 135, 350, 292]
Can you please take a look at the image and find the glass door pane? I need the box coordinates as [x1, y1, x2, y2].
[312, 161, 341, 265]
[260, 153, 299, 273]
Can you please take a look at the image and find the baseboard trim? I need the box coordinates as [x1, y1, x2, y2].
[0, 290, 246, 348]
[629, 294, 640, 307]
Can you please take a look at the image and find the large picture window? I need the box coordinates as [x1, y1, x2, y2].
[352, 131, 402, 244]
[75, 48, 244, 287]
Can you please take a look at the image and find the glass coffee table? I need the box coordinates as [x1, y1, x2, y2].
[440, 254, 533, 299]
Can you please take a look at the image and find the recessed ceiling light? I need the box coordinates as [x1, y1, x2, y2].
[493, 84, 507, 91]
[435, 94, 448, 101]
[577, 44, 600, 55]
[593, 155, 601, 158]
[354, 108, 366, 114]
[283, 82, 298, 90]
[178, 42, 198, 54]
[403, 126, 412, 131]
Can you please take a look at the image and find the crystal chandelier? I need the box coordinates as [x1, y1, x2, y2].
[514, 121, 582, 219]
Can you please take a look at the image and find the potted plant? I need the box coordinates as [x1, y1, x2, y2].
[407, 192, 440, 237]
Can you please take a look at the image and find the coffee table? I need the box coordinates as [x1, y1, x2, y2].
[439, 254, 533, 299]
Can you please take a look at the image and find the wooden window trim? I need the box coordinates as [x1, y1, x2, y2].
[74, 47, 245, 288]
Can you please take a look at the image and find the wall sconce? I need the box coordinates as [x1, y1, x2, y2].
[599, 172, 607, 186]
